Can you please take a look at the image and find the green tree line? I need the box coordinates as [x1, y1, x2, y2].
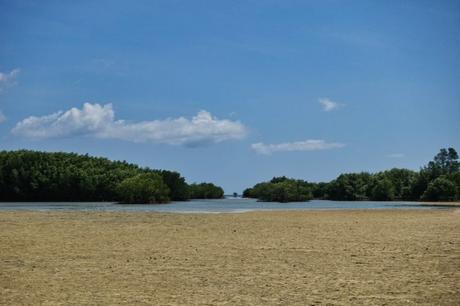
[243, 148, 460, 202]
[0, 150, 224, 203]
[188, 183, 224, 199]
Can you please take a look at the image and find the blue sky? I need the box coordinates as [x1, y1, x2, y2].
[1, 0, 459, 193]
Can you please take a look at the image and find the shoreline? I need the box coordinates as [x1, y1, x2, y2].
[418, 201, 460, 206]
[0, 207, 459, 215]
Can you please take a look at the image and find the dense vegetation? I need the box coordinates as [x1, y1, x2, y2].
[116, 173, 170, 204]
[1, 148, 458, 204]
[244, 148, 460, 202]
[0, 150, 224, 203]
[243, 177, 313, 203]
[188, 183, 224, 199]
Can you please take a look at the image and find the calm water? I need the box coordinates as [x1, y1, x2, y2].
[0, 198, 451, 213]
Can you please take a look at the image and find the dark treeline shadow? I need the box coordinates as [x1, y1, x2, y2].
[243, 148, 460, 203]
[0, 150, 223, 204]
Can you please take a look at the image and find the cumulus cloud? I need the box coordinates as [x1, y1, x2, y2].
[0, 111, 6, 123]
[12, 103, 248, 146]
[319, 98, 342, 112]
[251, 139, 345, 155]
[0, 68, 20, 93]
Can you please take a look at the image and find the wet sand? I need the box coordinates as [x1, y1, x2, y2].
[1, 209, 459, 305]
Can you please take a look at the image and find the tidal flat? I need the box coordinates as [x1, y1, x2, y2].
[1, 209, 459, 305]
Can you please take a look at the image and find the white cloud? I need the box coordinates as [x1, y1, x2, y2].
[12, 103, 248, 146]
[319, 98, 342, 112]
[387, 153, 405, 158]
[0, 111, 6, 123]
[251, 139, 345, 155]
[0, 68, 20, 93]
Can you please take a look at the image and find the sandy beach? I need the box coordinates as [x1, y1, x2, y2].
[1, 209, 459, 305]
